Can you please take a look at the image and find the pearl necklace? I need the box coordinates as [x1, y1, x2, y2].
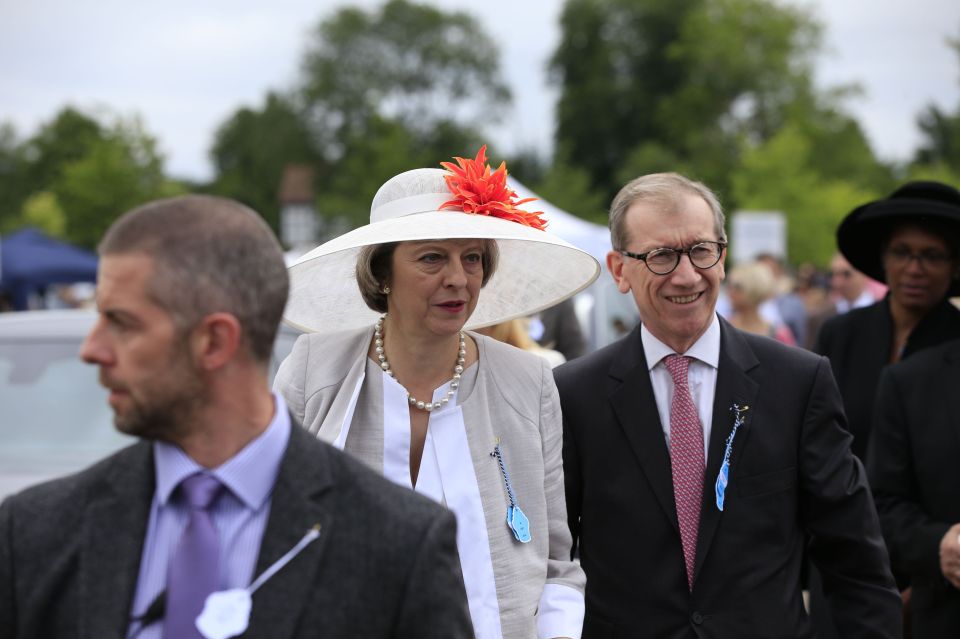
[374, 314, 466, 412]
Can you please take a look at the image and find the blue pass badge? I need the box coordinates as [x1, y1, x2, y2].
[507, 505, 532, 543]
[716, 403, 749, 511]
[715, 460, 729, 511]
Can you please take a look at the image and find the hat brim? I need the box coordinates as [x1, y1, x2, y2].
[283, 211, 602, 333]
[837, 198, 960, 296]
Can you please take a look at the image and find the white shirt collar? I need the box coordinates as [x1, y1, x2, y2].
[640, 313, 721, 371]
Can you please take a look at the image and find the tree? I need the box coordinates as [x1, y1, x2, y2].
[0, 109, 104, 232]
[299, 0, 510, 155]
[549, 0, 871, 203]
[0, 122, 26, 230]
[913, 34, 960, 176]
[0, 108, 183, 248]
[206, 1, 512, 235]
[209, 92, 322, 231]
[293, 0, 508, 227]
[16, 192, 66, 237]
[54, 115, 183, 248]
[550, 0, 698, 198]
[730, 124, 879, 266]
[534, 158, 609, 225]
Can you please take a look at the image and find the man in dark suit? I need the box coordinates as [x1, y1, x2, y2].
[868, 338, 960, 638]
[555, 172, 900, 638]
[0, 196, 471, 639]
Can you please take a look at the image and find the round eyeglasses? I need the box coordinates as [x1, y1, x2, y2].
[617, 241, 726, 275]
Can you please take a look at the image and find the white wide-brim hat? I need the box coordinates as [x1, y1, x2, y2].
[284, 166, 601, 332]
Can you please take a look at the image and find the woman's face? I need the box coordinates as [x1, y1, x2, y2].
[386, 238, 486, 338]
[882, 225, 957, 315]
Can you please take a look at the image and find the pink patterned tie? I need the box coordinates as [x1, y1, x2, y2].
[664, 354, 704, 591]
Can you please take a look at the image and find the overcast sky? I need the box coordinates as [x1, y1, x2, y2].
[1, 0, 958, 181]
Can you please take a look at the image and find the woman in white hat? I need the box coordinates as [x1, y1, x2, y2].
[275, 147, 599, 639]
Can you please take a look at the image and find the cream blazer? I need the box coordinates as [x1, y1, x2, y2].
[274, 325, 585, 638]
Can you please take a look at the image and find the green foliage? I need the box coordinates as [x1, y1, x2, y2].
[21, 107, 105, 192]
[730, 125, 880, 266]
[905, 163, 960, 186]
[533, 156, 608, 225]
[551, 0, 825, 201]
[209, 92, 322, 231]
[0, 108, 182, 248]
[300, 0, 510, 150]
[206, 0, 510, 237]
[18, 192, 66, 237]
[912, 34, 960, 175]
[551, 0, 698, 198]
[550, 0, 895, 263]
[317, 116, 483, 228]
[291, 0, 506, 229]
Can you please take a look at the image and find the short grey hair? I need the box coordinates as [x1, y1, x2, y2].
[356, 240, 500, 313]
[609, 172, 726, 250]
[98, 195, 289, 365]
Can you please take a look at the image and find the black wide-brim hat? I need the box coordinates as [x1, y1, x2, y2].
[837, 180, 960, 296]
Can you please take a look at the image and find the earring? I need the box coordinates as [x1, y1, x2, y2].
[382, 286, 391, 295]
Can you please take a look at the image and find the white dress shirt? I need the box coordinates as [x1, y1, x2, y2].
[640, 314, 721, 463]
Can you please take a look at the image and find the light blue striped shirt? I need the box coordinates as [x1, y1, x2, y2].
[126, 393, 291, 639]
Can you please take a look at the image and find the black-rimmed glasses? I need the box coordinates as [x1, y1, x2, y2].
[884, 246, 952, 269]
[617, 241, 726, 275]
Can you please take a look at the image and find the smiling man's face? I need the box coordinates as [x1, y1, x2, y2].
[607, 193, 726, 353]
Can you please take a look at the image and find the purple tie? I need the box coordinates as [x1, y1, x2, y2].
[163, 473, 223, 639]
[664, 354, 704, 591]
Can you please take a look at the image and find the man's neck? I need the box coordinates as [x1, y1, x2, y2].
[173, 380, 276, 469]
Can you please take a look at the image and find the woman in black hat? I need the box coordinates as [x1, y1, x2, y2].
[810, 180, 960, 638]
[813, 180, 960, 460]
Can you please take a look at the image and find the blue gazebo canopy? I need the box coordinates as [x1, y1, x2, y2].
[0, 228, 98, 310]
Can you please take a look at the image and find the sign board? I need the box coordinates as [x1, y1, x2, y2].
[730, 211, 786, 264]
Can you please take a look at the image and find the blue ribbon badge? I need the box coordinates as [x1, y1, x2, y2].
[491, 438, 532, 543]
[715, 404, 749, 511]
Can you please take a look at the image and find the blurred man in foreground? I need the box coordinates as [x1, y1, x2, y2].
[0, 195, 471, 639]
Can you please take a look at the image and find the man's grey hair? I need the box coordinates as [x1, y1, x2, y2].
[98, 195, 289, 365]
[609, 172, 727, 250]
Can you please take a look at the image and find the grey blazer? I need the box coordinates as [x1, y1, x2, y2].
[274, 326, 585, 638]
[0, 421, 473, 639]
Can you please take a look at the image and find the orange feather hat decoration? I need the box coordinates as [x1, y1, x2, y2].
[440, 145, 547, 230]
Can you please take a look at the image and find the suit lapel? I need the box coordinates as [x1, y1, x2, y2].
[79, 442, 154, 639]
[245, 424, 335, 638]
[608, 328, 680, 533]
[693, 321, 759, 585]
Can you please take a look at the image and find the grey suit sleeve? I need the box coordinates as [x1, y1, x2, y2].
[800, 357, 901, 638]
[274, 334, 310, 426]
[867, 367, 951, 580]
[0, 498, 16, 639]
[539, 358, 586, 593]
[393, 508, 475, 639]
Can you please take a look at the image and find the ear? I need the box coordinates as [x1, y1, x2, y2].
[607, 250, 631, 294]
[191, 312, 242, 371]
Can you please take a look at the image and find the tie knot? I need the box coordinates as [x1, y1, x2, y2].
[179, 473, 223, 510]
[664, 354, 691, 385]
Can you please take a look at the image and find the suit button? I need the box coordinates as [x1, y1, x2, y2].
[691, 611, 704, 625]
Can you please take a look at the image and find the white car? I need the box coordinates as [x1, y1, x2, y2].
[0, 309, 301, 499]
